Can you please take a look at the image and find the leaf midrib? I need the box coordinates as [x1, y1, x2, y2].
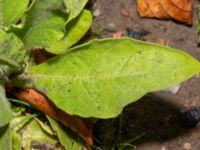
[30, 72, 148, 81]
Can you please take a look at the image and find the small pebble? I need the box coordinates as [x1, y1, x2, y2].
[183, 142, 192, 150]
[112, 32, 123, 39]
[106, 23, 117, 32]
[93, 9, 101, 17]
[161, 146, 168, 150]
[121, 9, 131, 17]
[164, 84, 181, 94]
[180, 106, 200, 128]
[155, 38, 167, 45]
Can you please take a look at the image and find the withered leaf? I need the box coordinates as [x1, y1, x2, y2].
[137, 0, 193, 25]
[13, 88, 93, 146]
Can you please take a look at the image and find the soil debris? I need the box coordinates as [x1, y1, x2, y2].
[121, 8, 131, 17]
[183, 142, 192, 150]
[93, 9, 101, 17]
[126, 28, 150, 40]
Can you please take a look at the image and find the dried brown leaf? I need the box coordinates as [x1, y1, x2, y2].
[147, 0, 169, 18]
[13, 88, 93, 147]
[137, 0, 193, 25]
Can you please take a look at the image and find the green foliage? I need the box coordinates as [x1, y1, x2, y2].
[0, 125, 11, 150]
[0, 0, 200, 149]
[25, 38, 200, 118]
[11, 130, 21, 150]
[47, 9, 92, 54]
[0, 0, 29, 28]
[12, 0, 67, 50]
[64, 0, 88, 23]
[0, 85, 12, 127]
[0, 30, 27, 76]
[47, 117, 87, 150]
[19, 118, 58, 149]
[11, 0, 92, 54]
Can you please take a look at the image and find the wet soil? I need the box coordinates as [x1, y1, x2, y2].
[91, 0, 200, 149]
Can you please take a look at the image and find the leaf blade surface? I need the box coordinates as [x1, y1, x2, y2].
[27, 38, 200, 118]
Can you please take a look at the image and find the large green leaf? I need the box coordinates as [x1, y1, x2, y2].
[47, 9, 92, 54]
[0, 85, 12, 127]
[47, 117, 87, 150]
[64, 0, 88, 24]
[0, 0, 29, 28]
[25, 38, 200, 118]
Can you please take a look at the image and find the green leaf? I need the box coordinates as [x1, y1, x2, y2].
[12, 0, 91, 54]
[26, 38, 200, 118]
[0, 125, 11, 150]
[47, 117, 87, 150]
[11, 130, 21, 150]
[47, 9, 92, 54]
[13, 0, 67, 50]
[0, 0, 29, 28]
[19, 118, 59, 150]
[0, 85, 12, 127]
[64, 0, 88, 24]
[0, 29, 27, 76]
[11, 114, 37, 132]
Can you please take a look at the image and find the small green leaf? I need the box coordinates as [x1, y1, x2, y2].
[0, 125, 11, 150]
[47, 117, 87, 150]
[19, 118, 58, 150]
[64, 0, 88, 24]
[11, 114, 37, 132]
[12, 0, 91, 54]
[47, 9, 92, 54]
[0, 29, 27, 76]
[0, 0, 29, 28]
[26, 38, 200, 118]
[11, 130, 21, 150]
[0, 85, 12, 127]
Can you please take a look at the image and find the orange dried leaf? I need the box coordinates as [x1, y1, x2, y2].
[13, 88, 93, 146]
[137, 0, 154, 17]
[147, 0, 170, 18]
[137, 0, 193, 25]
[171, 0, 192, 11]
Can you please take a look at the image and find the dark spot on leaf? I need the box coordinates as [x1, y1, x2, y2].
[157, 59, 163, 63]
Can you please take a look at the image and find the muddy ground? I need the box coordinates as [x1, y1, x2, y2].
[90, 0, 200, 150]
